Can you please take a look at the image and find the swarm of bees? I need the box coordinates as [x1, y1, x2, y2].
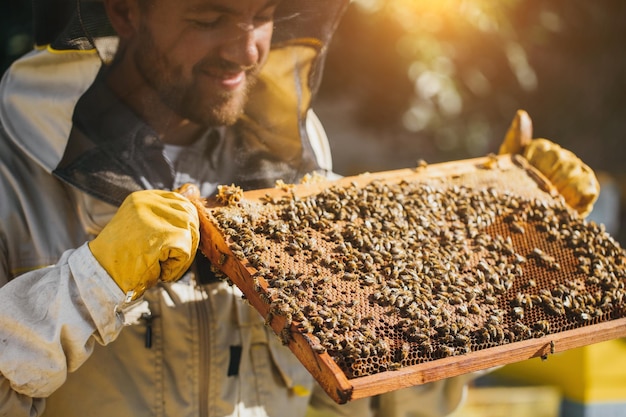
[216, 184, 244, 206]
[208, 172, 626, 379]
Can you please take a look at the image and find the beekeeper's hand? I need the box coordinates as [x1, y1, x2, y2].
[499, 109, 600, 217]
[89, 189, 200, 300]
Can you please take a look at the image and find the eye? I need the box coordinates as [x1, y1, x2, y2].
[254, 12, 274, 25]
[189, 14, 222, 29]
[191, 20, 218, 29]
[254, 5, 278, 25]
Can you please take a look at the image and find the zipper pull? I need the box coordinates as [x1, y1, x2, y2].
[141, 312, 155, 349]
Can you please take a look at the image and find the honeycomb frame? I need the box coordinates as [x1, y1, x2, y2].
[195, 154, 626, 404]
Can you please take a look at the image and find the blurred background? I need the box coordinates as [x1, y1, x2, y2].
[315, 0, 626, 172]
[2, 1, 626, 415]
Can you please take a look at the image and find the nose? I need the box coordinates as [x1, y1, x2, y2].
[219, 22, 260, 68]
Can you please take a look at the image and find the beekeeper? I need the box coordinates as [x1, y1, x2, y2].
[0, 0, 599, 416]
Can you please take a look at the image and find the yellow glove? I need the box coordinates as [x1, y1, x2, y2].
[499, 110, 600, 217]
[89, 189, 200, 300]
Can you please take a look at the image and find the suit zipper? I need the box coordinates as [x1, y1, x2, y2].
[196, 284, 211, 416]
[141, 312, 155, 348]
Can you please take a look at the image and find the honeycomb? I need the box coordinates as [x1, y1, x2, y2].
[198, 155, 626, 399]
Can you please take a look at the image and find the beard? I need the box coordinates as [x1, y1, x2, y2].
[133, 26, 258, 127]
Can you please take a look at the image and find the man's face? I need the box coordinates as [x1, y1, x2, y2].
[131, 0, 278, 126]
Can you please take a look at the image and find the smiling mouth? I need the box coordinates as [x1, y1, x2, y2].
[201, 69, 247, 91]
[221, 72, 245, 88]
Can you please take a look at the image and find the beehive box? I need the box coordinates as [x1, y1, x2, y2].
[194, 154, 626, 404]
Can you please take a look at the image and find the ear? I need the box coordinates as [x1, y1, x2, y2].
[103, 0, 141, 39]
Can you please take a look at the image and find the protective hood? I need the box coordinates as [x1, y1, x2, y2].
[1, 0, 348, 205]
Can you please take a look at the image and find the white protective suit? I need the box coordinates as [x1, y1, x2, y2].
[0, 5, 473, 417]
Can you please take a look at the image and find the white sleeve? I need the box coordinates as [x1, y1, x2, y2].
[0, 244, 127, 416]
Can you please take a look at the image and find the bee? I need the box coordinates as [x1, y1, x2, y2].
[342, 273, 359, 282]
[376, 339, 390, 356]
[484, 295, 497, 305]
[510, 221, 525, 234]
[280, 328, 292, 345]
[312, 344, 327, 354]
[436, 346, 455, 358]
[399, 342, 411, 361]
[459, 302, 477, 317]
[533, 320, 551, 336]
[406, 329, 429, 344]
[544, 302, 565, 316]
[511, 292, 525, 307]
[297, 317, 314, 333]
[449, 296, 464, 305]
[475, 328, 491, 343]
[511, 322, 531, 339]
[388, 362, 402, 371]
[512, 306, 525, 320]
[260, 193, 278, 204]
[454, 334, 471, 346]
[360, 343, 372, 358]
[361, 274, 378, 286]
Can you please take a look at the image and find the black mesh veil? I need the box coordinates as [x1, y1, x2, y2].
[39, 0, 349, 206]
[34, 0, 117, 58]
